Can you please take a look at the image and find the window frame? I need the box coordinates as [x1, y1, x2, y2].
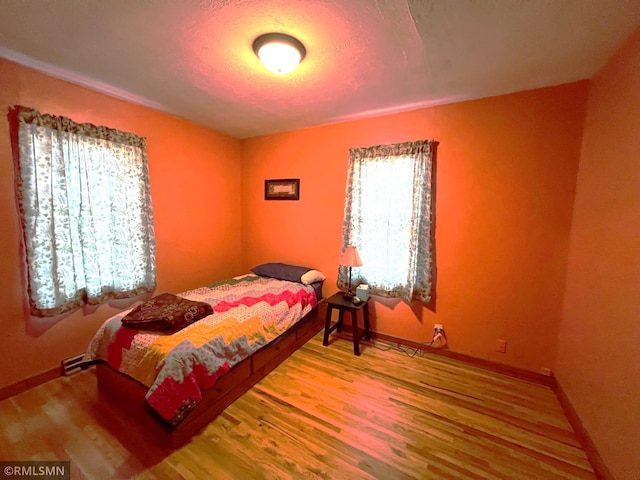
[338, 139, 436, 303]
[13, 106, 157, 317]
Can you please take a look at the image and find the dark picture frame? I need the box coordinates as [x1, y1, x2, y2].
[264, 178, 300, 200]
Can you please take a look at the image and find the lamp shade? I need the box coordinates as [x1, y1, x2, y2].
[339, 245, 363, 267]
[253, 33, 306, 75]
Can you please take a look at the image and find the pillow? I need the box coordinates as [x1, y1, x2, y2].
[300, 269, 326, 285]
[251, 262, 326, 285]
[121, 293, 213, 333]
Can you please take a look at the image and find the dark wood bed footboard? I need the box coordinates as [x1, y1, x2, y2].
[95, 301, 326, 449]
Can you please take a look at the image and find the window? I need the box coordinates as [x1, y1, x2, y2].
[14, 106, 156, 317]
[338, 139, 436, 303]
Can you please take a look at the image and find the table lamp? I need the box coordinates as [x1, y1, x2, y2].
[339, 245, 363, 297]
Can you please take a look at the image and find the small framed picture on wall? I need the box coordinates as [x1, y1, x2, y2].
[264, 178, 300, 200]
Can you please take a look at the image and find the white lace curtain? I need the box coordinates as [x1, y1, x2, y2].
[338, 139, 435, 303]
[14, 106, 156, 317]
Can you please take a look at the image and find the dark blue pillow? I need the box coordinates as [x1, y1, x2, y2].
[251, 262, 325, 285]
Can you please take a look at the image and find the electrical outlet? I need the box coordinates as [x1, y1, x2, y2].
[433, 323, 444, 334]
[495, 339, 507, 353]
[541, 368, 552, 376]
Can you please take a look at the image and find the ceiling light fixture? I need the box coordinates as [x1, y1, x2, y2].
[252, 33, 306, 75]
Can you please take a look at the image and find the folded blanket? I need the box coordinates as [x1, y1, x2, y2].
[121, 293, 213, 333]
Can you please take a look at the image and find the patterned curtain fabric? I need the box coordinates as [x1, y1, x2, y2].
[338, 139, 435, 303]
[14, 106, 156, 317]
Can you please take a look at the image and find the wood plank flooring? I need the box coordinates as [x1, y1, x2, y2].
[0, 332, 595, 479]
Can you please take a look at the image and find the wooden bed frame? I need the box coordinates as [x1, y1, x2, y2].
[95, 300, 327, 449]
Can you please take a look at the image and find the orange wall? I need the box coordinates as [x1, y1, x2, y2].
[241, 82, 589, 373]
[558, 28, 640, 479]
[0, 58, 243, 389]
[0, 56, 595, 389]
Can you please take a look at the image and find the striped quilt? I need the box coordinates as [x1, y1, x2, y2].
[85, 275, 318, 426]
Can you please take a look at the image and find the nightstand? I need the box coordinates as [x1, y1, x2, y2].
[322, 292, 371, 356]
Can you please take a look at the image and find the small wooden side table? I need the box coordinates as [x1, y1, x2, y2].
[322, 292, 371, 356]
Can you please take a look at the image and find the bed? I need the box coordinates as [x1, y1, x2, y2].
[85, 263, 326, 448]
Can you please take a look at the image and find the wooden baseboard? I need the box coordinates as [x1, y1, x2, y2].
[553, 380, 613, 480]
[371, 331, 555, 387]
[0, 367, 61, 401]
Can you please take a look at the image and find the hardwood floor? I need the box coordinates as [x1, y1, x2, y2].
[0, 332, 596, 479]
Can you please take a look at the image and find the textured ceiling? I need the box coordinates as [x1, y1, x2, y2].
[1, 0, 639, 139]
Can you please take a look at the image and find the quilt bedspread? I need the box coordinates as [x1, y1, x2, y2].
[85, 275, 318, 426]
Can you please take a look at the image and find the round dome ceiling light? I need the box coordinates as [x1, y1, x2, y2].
[253, 33, 306, 75]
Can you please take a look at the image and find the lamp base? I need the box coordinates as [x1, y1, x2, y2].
[342, 290, 355, 299]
